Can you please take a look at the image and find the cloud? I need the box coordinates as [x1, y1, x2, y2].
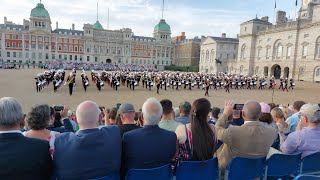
[0, 0, 252, 38]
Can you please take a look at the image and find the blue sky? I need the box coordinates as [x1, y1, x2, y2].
[0, 0, 301, 38]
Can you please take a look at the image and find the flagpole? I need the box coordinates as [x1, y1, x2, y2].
[273, 0, 277, 25]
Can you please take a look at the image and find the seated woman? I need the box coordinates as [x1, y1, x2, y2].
[175, 98, 217, 161]
[23, 104, 60, 156]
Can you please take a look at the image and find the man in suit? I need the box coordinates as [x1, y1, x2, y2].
[122, 97, 177, 177]
[216, 100, 277, 171]
[0, 97, 53, 179]
[53, 101, 122, 180]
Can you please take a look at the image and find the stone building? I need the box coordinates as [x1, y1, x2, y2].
[199, 33, 239, 73]
[225, 0, 320, 82]
[0, 2, 173, 69]
[173, 33, 201, 66]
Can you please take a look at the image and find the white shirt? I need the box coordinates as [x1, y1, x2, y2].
[244, 121, 258, 124]
[0, 130, 22, 134]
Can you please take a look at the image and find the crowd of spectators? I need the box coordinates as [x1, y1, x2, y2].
[0, 96, 319, 179]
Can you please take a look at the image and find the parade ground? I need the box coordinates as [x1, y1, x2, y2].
[0, 69, 319, 112]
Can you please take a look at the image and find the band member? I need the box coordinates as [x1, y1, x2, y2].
[66, 73, 75, 96]
[204, 80, 210, 97]
[155, 76, 161, 94]
[81, 74, 89, 92]
[225, 79, 230, 93]
[283, 78, 289, 92]
[289, 78, 295, 90]
[96, 77, 102, 91]
[279, 77, 284, 89]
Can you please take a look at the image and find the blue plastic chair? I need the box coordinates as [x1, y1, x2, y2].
[225, 156, 266, 180]
[176, 158, 219, 180]
[89, 173, 119, 180]
[264, 153, 302, 180]
[125, 164, 172, 180]
[294, 175, 320, 180]
[301, 152, 320, 175]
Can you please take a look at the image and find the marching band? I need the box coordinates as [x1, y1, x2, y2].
[35, 70, 296, 95]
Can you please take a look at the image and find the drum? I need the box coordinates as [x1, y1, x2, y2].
[116, 82, 120, 86]
[250, 83, 253, 85]
[150, 82, 154, 86]
[162, 82, 165, 85]
[166, 83, 170, 87]
[243, 82, 246, 85]
[178, 82, 182, 86]
[292, 83, 295, 86]
[199, 82, 202, 85]
[262, 82, 266, 86]
[100, 82, 104, 86]
[221, 82, 224, 86]
[186, 82, 189, 85]
[85, 80, 89, 86]
[202, 84, 205, 88]
[232, 82, 235, 85]
[216, 83, 220, 86]
[191, 83, 195, 87]
[210, 82, 213, 85]
[134, 82, 138, 86]
[254, 82, 257, 85]
[238, 83, 241, 86]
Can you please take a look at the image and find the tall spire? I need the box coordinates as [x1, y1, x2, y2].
[40, 0, 42, 4]
[97, 2, 99, 21]
[161, 0, 164, 19]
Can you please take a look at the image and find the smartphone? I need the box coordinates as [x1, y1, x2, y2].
[233, 104, 244, 111]
[54, 106, 64, 112]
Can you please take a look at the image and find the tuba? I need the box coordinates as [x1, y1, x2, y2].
[66, 76, 75, 85]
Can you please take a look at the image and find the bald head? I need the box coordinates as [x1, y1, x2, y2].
[76, 101, 100, 129]
[242, 101, 261, 121]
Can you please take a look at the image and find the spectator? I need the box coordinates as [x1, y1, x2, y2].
[259, 102, 277, 129]
[53, 101, 121, 179]
[271, 107, 289, 134]
[268, 103, 277, 111]
[176, 101, 191, 125]
[122, 97, 176, 176]
[23, 104, 60, 156]
[106, 107, 117, 126]
[159, 99, 181, 132]
[174, 107, 180, 118]
[48, 106, 74, 133]
[0, 97, 52, 179]
[209, 107, 220, 125]
[231, 110, 244, 126]
[279, 105, 292, 120]
[117, 103, 141, 137]
[176, 98, 217, 161]
[216, 100, 277, 171]
[280, 104, 320, 158]
[286, 101, 305, 133]
[67, 110, 79, 131]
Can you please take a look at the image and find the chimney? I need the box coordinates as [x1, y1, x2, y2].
[56, 21, 58, 29]
[261, 16, 269, 22]
[222, 33, 226, 38]
[181, 32, 185, 36]
[72, 24, 75, 30]
[4, 17, 7, 25]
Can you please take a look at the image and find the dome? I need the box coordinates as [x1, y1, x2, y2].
[154, 19, 171, 32]
[30, 3, 50, 18]
[94, 21, 104, 30]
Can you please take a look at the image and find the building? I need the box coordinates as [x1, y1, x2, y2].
[172, 32, 186, 43]
[0, 2, 173, 69]
[173, 33, 201, 66]
[199, 33, 239, 73]
[224, 0, 320, 82]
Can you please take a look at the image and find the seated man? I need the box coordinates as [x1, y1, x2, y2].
[216, 100, 277, 171]
[281, 104, 320, 158]
[159, 99, 181, 132]
[53, 101, 121, 179]
[117, 103, 141, 137]
[0, 97, 52, 179]
[122, 97, 177, 176]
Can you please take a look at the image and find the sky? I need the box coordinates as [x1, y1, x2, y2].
[0, 0, 301, 38]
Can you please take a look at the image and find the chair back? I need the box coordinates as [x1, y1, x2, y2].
[89, 173, 119, 180]
[294, 175, 320, 180]
[226, 157, 266, 180]
[265, 153, 301, 179]
[176, 158, 219, 180]
[301, 152, 320, 175]
[125, 164, 172, 180]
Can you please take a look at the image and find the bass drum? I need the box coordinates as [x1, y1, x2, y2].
[134, 81, 138, 86]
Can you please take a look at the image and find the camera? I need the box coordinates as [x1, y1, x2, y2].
[233, 104, 244, 111]
[54, 106, 64, 112]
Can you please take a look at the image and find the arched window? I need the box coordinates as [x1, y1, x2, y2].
[277, 44, 283, 57]
[316, 37, 320, 58]
[241, 44, 246, 59]
[201, 51, 205, 62]
[316, 68, 320, 76]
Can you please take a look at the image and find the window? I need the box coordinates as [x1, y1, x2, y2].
[316, 68, 320, 76]
[80, 56, 83, 61]
[64, 55, 67, 60]
[32, 53, 36, 59]
[277, 44, 283, 57]
[12, 43, 16, 48]
[59, 54, 62, 59]
[87, 56, 90, 62]
[75, 55, 78, 61]
[7, 52, 10, 57]
[95, 57, 98, 62]
[244, 27, 247, 32]
[58, 45, 62, 51]
[13, 52, 16, 58]
[69, 55, 72, 60]
[25, 52, 29, 58]
[52, 54, 55, 59]
[258, 48, 261, 58]
[64, 45, 68, 51]
[206, 50, 209, 61]
[241, 45, 246, 59]
[18, 52, 22, 58]
[287, 47, 292, 57]
[6, 42, 10, 47]
[302, 46, 308, 56]
[69, 45, 73, 51]
[266, 48, 270, 59]
[74, 46, 78, 51]
[39, 53, 42, 59]
[45, 53, 49, 60]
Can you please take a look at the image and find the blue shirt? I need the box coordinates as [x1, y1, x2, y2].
[176, 115, 190, 125]
[285, 113, 300, 133]
[280, 126, 320, 158]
